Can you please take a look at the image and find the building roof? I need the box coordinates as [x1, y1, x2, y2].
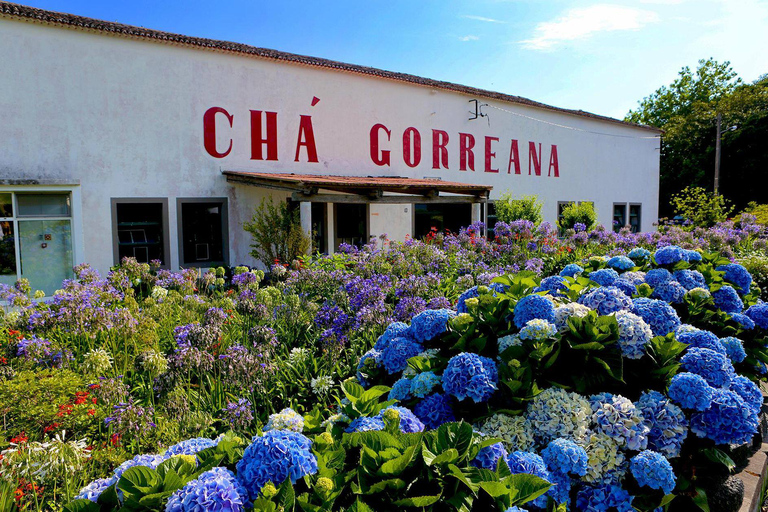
[0, 1, 661, 134]
[223, 171, 492, 197]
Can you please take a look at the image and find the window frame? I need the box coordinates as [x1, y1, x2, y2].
[629, 203, 642, 233]
[176, 197, 229, 268]
[613, 203, 628, 233]
[111, 198, 170, 269]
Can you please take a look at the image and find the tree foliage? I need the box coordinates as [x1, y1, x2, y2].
[494, 194, 543, 225]
[558, 202, 597, 231]
[626, 58, 768, 214]
[669, 186, 734, 227]
[243, 198, 312, 265]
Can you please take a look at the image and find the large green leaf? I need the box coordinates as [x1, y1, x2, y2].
[117, 466, 163, 500]
[62, 500, 100, 512]
[506, 474, 551, 505]
[393, 494, 443, 507]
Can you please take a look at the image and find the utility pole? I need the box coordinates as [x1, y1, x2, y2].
[714, 112, 722, 195]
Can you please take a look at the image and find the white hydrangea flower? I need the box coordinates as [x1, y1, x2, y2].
[579, 431, 626, 484]
[622, 271, 647, 285]
[526, 387, 591, 444]
[151, 286, 168, 301]
[475, 413, 535, 452]
[498, 334, 522, 353]
[554, 303, 591, 330]
[614, 310, 653, 359]
[687, 287, 711, 300]
[417, 349, 440, 360]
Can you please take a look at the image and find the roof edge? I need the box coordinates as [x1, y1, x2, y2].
[0, 1, 662, 134]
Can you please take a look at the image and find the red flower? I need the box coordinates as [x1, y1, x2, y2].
[43, 423, 60, 433]
[87, 409, 96, 416]
[10, 432, 28, 444]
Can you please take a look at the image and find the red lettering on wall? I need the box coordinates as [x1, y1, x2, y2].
[370, 123, 391, 166]
[203, 107, 233, 158]
[484, 136, 499, 173]
[250, 110, 278, 161]
[507, 140, 521, 174]
[528, 142, 542, 176]
[432, 130, 449, 169]
[459, 133, 475, 171]
[294, 115, 319, 163]
[548, 145, 560, 177]
[402, 127, 422, 168]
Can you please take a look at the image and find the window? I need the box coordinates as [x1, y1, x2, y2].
[629, 204, 642, 233]
[311, 202, 328, 254]
[480, 201, 498, 238]
[557, 201, 575, 236]
[335, 204, 368, 247]
[1, 192, 74, 295]
[178, 199, 228, 266]
[414, 203, 472, 239]
[613, 204, 627, 233]
[112, 199, 169, 267]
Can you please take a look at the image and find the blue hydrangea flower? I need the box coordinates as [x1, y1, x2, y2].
[636, 391, 688, 458]
[732, 313, 756, 330]
[75, 477, 117, 502]
[652, 281, 686, 304]
[534, 275, 568, 296]
[541, 438, 588, 477]
[630, 450, 676, 494]
[631, 298, 681, 336]
[345, 417, 385, 433]
[654, 245, 686, 266]
[373, 322, 411, 351]
[489, 282, 509, 294]
[589, 392, 649, 450]
[622, 271, 647, 286]
[628, 248, 651, 260]
[576, 484, 634, 512]
[720, 336, 747, 363]
[506, 451, 552, 509]
[380, 337, 423, 374]
[612, 278, 637, 297]
[673, 270, 707, 291]
[236, 430, 317, 499]
[746, 303, 768, 329]
[457, 286, 480, 314]
[668, 372, 714, 411]
[165, 437, 218, 457]
[729, 375, 763, 414]
[471, 442, 509, 470]
[588, 268, 620, 287]
[717, 264, 752, 294]
[579, 286, 632, 316]
[607, 256, 635, 271]
[356, 349, 381, 387]
[677, 329, 726, 355]
[519, 319, 557, 341]
[388, 378, 412, 401]
[681, 347, 734, 387]
[378, 406, 425, 433]
[166, 467, 249, 512]
[690, 388, 759, 445]
[410, 372, 441, 398]
[505, 508, 529, 512]
[713, 285, 744, 314]
[560, 264, 584, 278]
[685, 250, 703, 262]
[513, 294, 556, 329]
[548, 472, 574, 504]
[414, 393, 455, 430]
[615, 310, 653, 359]
[442, 353, 498, 403]
[645, 268, 673, 288]
[410, 309, 455, 342]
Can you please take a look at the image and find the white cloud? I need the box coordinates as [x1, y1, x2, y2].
[461, 15, 507, 23]
[459, 35, 480, 41]
[520, 4, 660, 50]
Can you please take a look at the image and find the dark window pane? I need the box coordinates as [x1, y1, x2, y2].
[335, 204, 367, 247]
[629, 205, 642, 233]
[181, 202, 225, 265]
[311, 202, 327, 254]
[414, 203, 471, 239]
[17, 194, 71, 217]
[116, 203, 165, 264]
[0, 193, 12, 218]
[613, 204, 627, 233]
[0, 220, 16, 280]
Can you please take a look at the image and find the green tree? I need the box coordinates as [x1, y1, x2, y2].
[558, 202, 597, 231]
[626, 59, 768, 214]
[243, 198, 312, 265]
[494, 193, 543, 225]
[669, 186, 734, 227]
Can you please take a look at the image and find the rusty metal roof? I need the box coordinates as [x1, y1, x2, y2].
[0, 1, 661, 134]
[223, 171, 492, 197]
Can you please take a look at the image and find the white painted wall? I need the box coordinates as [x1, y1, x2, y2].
[369, 204, 412, 243]
[0, 17, 660, 275]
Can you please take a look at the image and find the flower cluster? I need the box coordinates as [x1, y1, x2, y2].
[589, 393, 648, 450]
[630, 450, 676, 494]
[614, 311, 652, 359]
[513, 295, 556, 329]
[579, 287, 631, 316]
[680, 347, 734, 387]
[166, 467, 249, 512]
[264, 408, 304, 433]
[636, 391, 688, 458]
[519, 319, 557, 341]
[471, 442, 509, 470]
[527, 388, 591, 444]
[475, 414, 535, 452]
[442, 353, 498, 403]
[413, 393, 455, 430]
[631, 298, 681, 336]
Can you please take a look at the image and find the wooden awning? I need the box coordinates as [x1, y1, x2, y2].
[223, 171, 492, 203]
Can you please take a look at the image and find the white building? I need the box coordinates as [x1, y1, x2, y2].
[0, 2, 661, 294]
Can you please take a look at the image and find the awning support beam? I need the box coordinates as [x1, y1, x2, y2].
[290, 192, 485, 204]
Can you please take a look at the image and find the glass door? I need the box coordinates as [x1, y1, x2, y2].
[0, 193, 17, 288]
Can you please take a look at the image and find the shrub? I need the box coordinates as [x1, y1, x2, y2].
[243, 197, 312, 264]
[670, 186, 734, 227]
[743, 202, 768, 225]
[495, 193, 543, 225]
[558, 202, 597, 231]
[740, 252, 768, 300]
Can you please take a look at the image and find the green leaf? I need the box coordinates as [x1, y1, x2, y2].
[347, 498, 374, 512]
[506, 474, 552, 505]
[479, 481, 511, 498]
[692, 487, 710, 512]
[703, 448, 736, 471]
[276, 480, 296, 512]
[117, 466, 163, 499]
[431, 448, 460, 466]
[62, 500, 101, 512]
[379, 445, 418, 476]
[393, 494, 443, 507]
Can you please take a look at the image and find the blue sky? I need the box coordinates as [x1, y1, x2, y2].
[22, 0, 768, 119]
